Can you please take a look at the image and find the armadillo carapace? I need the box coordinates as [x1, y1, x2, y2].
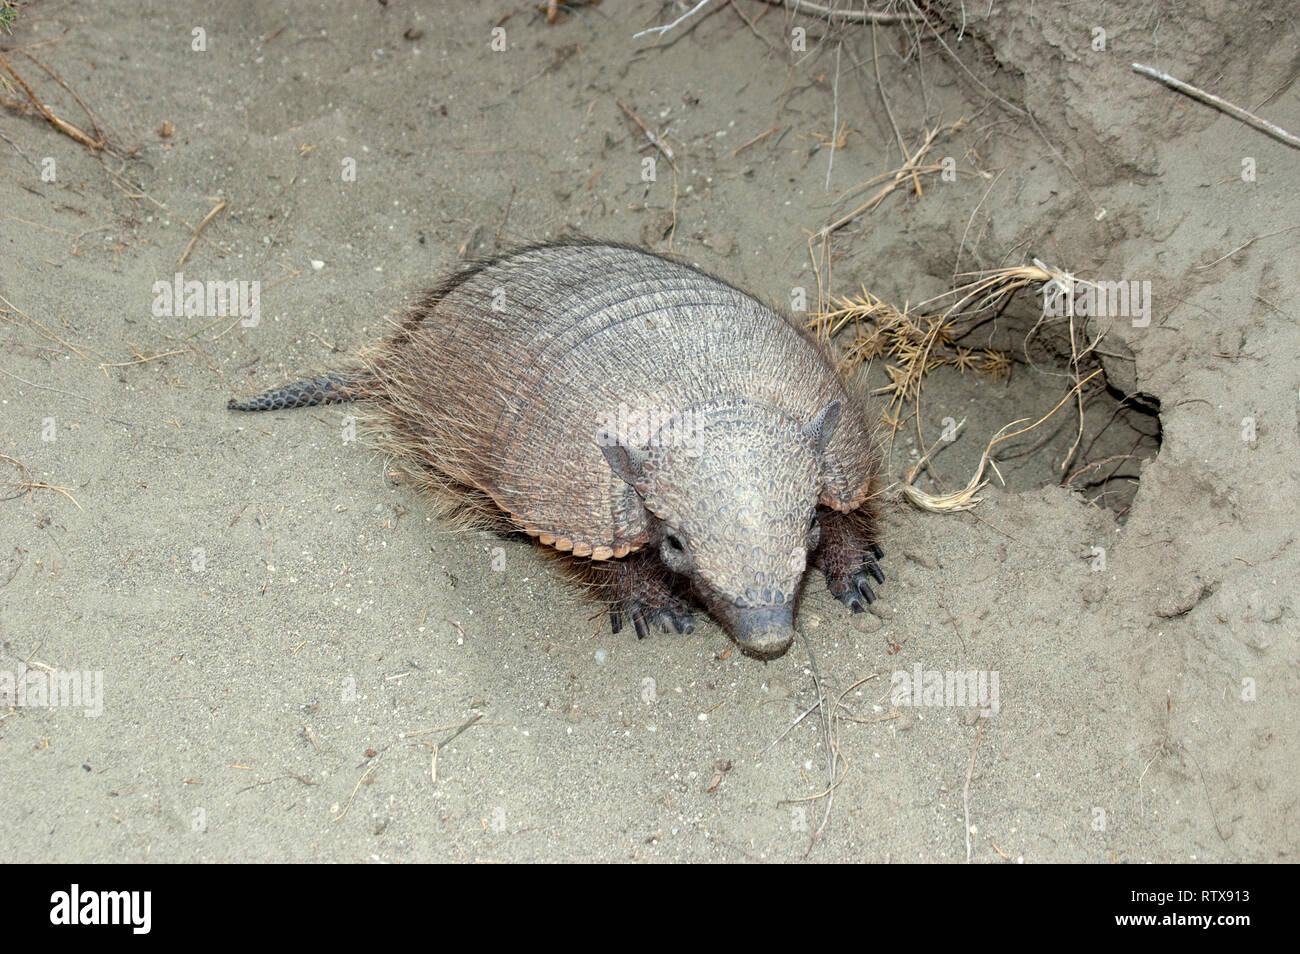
[229, 241, 885, 657]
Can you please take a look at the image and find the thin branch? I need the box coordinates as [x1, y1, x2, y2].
[825, 42, 841, 191]
[963, 722, 984, 864]
[177, 196, 227, 268]
[1132, 62, 1300, 150]
[776, 0, 921, 22]
[0, 51, 104, 151]
[633, 0, 712, 38]
[616, 98, 675, 162]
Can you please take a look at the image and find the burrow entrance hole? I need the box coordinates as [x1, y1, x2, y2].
[855, 293, 1163, 519]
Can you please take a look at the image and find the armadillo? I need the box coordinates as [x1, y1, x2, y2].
[229, 241, 885, 656]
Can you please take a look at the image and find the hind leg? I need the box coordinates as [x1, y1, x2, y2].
[813, 507, 885, 613]
[607, 551, 696, 638]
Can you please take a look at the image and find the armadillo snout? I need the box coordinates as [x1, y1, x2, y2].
[727, 603, 797, 656]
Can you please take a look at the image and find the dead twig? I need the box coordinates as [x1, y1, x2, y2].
[872, 23, 914, 192]
[332, 758, 380, 822]
[730, 124, 780, 157]
[0, 367, 96, 405]
[633, 0, 712, 38]
[15, 49, 106, 147]
[963, 722, 984, 863]
[775, 0, 921, 22]
[616, 98, 675, 162]
[1061, 296, 1086, 475]
[0, 455, 84, 510]
[0, 293, 100, 362]
[0, 51, 104, 151]
[434, 712, 483, 749]
[824, 42, 841, 191]
[1132, 62, 1300, 151]
[806, 119, 966, 311]
[1063, 454, 1145, 489]
[177, 196, 227, 268]
[1192, 224, 1300, 271]
[773, 666, 881, 855]
[97, 349, 188, 370]
[101, 166, 227, 259]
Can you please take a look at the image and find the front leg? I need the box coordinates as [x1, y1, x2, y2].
[605, 550, 696, 639]
[812, 507, 885, 613]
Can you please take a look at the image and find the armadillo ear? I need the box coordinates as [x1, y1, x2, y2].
[597, 430, 647, 487]
[802, 400, 841, 455]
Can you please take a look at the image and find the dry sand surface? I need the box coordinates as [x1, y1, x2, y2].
[1, 0, 1296, 862]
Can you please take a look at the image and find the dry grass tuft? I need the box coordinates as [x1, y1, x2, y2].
[809, 263, 1054, 425]
[809, 260, 1111, 513]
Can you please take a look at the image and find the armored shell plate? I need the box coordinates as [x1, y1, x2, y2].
[373, 243, 876, 558]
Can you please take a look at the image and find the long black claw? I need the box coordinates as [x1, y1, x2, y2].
[866, 561, 885, 585]
[837, 587, 868, 616]
[853, 574, 877, 604]
[654, 607, 695, 635]
[614, 603, 695, 639]
[870, 543, 884, 560]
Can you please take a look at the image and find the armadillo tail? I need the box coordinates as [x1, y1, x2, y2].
[227, 372, 371, 412]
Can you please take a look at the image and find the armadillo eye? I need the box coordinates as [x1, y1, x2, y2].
[809, 512, 819, 529]
[665, 532, 685, 551]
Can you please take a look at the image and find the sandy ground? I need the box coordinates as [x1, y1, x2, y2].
[1, 0, 1296, 862]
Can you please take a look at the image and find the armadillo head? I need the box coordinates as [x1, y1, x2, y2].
[599, 398, 842, 657]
